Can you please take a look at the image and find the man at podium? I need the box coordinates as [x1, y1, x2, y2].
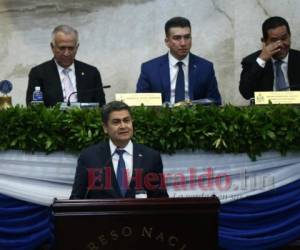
[70, 101, 168, 199]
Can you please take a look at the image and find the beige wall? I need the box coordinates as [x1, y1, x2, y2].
[1, 0, 300, 106]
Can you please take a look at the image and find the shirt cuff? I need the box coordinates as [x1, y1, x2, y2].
[256, 57, 266, 68]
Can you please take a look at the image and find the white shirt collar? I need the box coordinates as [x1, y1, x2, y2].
[109, 139, 133, 156]
[272, 53, 289, 64]
[55, 60, 75, 73]
[168, 52, 189, 67]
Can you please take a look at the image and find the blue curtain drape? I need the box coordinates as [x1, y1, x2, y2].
[0, 194, 52, 250]
[219, 179, 300, 249]
[1, 179, 300, 250]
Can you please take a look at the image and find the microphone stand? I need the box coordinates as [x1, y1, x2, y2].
[66, 85, 111, 106]
[67, 91, 78, 106]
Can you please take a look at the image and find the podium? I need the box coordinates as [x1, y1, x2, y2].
[52, 197, 220, 250]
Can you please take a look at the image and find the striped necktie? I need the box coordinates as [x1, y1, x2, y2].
[62, 68, 76, 102]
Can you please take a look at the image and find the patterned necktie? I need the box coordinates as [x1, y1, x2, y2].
[115, 148, 127, 197]
[62, 68, 76, 102]
[275, 60, 287, 91]
[175, 61, 185, 103]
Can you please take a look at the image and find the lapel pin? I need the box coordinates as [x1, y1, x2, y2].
[81, 72, 85, 76]
[138, 153, 143, 157]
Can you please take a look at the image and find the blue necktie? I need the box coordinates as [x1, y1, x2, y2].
[275, 60, 287, 91]
[115, 149, 127, 196]
[175, 61, 185, 103]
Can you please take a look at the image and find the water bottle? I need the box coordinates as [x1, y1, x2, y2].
[32, 86, 44, 104]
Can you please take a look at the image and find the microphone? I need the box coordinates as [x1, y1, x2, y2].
[277, 83, 300, 91]
[67, 85, 111, 106]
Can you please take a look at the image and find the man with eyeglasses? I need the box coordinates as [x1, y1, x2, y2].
[26, 25, 106, 107]
[136, 16, 221, 105]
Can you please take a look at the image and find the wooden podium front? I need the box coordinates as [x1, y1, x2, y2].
[52, 197, 220, 250]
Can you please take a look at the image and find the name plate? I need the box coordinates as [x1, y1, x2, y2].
[115, 93, 162, 106]
[254, 91, 300, 104]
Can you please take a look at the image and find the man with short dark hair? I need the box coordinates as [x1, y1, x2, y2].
[26, 25, 106, 107]
[136, 16, 221, 105]
[70, 101, 168, 199]
[239, 16, 300, 100]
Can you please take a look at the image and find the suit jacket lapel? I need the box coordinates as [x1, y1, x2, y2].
[74, 60, 82, 89]
[75, 60, 90, 103]
[132, 143, 143, 176]
[102, 141, 113, 168]
[101, 141, 122, 196]
[288, 50, 297, 86]
[74, 60, 83, 101]
[160, 54, 171, 102]
[50, 59, 64, 101]
[188, 53, 197, 100]
[265, 60, 275, 90]
[129, 143, 143, 195]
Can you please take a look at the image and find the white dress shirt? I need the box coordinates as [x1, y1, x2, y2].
[109, 139, 133, 183]
[271, 55, 289, 90]
[168, 52, 190, 104]
[55, 61, 78, 101]
[256, 54, 290, 90]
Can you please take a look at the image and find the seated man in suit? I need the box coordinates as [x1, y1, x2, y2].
[239, 16, 300, 100]
[136, 16, 221, 105]
[70, 101, 168, 199]
[26, 25, 106, 107]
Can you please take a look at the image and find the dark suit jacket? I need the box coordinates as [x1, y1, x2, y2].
[136, 53, 222, 105]
[239, 49, 300, 100]
[26, 59, 106, 107]
[70, 141, 168, 199]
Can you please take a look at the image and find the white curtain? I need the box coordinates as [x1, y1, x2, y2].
[1, 150, 300, 206]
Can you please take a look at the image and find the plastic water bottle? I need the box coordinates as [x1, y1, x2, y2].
[32, 86, 44, 103]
